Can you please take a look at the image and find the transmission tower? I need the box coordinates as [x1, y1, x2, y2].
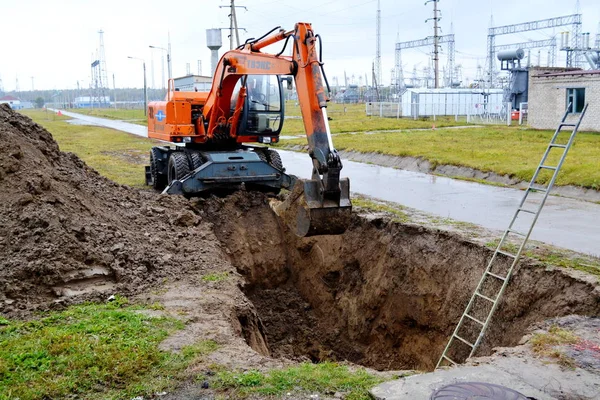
[91, 30, 109, 106]
[425, 0, 441, 88]
[446, 22, 455, 87]
[395, 34, 455, 90]
[375, 0, 382, 88]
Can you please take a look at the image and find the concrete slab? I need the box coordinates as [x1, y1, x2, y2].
[370, 356, 600, 400]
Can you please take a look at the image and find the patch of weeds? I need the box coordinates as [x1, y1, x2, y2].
[201, 272, 230, 283]
[0, 298, 218, 400]
[484, 239, 600, 278]
[353, 198, 409, 223]
[531, 325, 579, 368]
[211, 362, 383, 399]
[148, 301, 166, 311]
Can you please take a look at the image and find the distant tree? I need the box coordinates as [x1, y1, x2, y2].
[35, 97, 45, 108]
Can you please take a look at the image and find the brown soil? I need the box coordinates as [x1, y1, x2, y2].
[2, 102, 600, 393]
[207, 193, 600, 372]
[0, 103, 227, 316]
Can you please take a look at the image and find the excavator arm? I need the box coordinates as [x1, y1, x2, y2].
[202, 23, 351, 236]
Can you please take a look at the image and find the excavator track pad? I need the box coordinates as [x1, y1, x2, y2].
[274, 178, 351, 237]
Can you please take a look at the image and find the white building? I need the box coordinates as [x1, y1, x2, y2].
[400, 88, 504, 118]
[0, 95, 22, 109]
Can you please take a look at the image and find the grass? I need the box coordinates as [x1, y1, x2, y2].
[352, 197, 409, 223]
[201, 272, 230, 283]
[73, 108, 148, 125]
[20, 110, 160, 187]
[211, 362, 383, 399]
[485, 239, 600, 278]
[281, 124, 600, 189]
[0, 297, 219, 400]
[282, 102, 464, 134]
[530, 325, 579, 368]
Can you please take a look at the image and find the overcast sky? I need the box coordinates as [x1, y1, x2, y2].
[0, 0, 598, 92]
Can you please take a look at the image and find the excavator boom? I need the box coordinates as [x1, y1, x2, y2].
[203, 23, 351, 236]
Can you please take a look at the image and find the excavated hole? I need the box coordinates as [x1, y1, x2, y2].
[206, 193, 600, 371]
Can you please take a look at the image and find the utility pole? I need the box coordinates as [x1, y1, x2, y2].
[31, 76, 34, 91]
[220, 1, 247, 50]
[113, 73, 117, 110]
[375, 0, 381, 89]
[425, 0, 441, 88]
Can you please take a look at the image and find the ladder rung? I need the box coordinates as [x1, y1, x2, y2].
[528, 186, 547, 193]
[475, 291, 496, 303]
[539, 165, 557, 171]
[560, 123, 576, 127]
[518, 207, 536, 214]
[497, 250, 516, 258]
[464, 313, 485, 325]
[442, 355, 458, 366]
[549, 144, 567, 149]
[507, 228, 527, 237]
[453, 334, 475, 348]
[486, 270, 507, 281]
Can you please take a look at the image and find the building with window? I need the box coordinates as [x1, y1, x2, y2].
[528, 67, 600, 132]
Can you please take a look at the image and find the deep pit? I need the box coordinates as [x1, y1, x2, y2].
[206, 192, 600, 372]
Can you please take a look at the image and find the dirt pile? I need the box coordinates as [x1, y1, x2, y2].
[0, 104, 227, 316]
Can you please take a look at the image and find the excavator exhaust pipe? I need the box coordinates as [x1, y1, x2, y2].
[275, 178, 351, 237]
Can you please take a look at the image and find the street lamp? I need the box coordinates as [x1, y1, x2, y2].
[127, 56, 148, 116]
[149, 45, 172, 87]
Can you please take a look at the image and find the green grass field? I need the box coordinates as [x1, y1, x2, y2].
[281, 125, 600, 189]
[73, 108, 148, 125]
[57, 102, 464, 133]
[22, 110, 159, 187]
[0, 297, 218, 400]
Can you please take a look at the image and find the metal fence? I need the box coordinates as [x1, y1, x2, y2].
[366, 101, 516, 126]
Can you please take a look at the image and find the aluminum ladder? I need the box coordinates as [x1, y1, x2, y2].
[436, 103, 589, 369]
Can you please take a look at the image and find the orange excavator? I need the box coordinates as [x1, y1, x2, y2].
[145, 23, 350, 236]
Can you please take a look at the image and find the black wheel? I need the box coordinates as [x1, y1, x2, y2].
[267, 149, 284, 171]
[189, 152, 203, 170]
[150, 148, 167, 191]
[256, 149, 268, 163]
[167, 152, 191, 185]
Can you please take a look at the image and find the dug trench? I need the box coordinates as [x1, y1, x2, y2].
[206, 192, 600, 372]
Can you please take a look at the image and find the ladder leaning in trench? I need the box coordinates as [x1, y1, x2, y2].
[436, 103, 589, 369]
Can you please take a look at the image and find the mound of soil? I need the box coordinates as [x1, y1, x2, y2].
[0, 104, 227, 316]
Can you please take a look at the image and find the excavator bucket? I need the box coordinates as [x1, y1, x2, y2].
[275, 177, 352, 237]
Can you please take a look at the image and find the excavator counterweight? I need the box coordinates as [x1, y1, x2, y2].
[145, 22, 351, 237]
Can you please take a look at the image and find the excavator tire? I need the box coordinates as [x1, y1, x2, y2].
[256, 149, 268, 163]
[167, 152, 191, 185]
[150, 148, 167, 191]
[188, 152, 203, 170]
[267, 149, 284, 171]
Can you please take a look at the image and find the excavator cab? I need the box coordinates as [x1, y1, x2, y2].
[231, 75, 284, 141]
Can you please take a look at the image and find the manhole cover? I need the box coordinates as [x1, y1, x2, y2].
[430, 382, 531, 399]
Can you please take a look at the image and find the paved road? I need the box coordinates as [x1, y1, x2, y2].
[53, 110, 600, 256]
